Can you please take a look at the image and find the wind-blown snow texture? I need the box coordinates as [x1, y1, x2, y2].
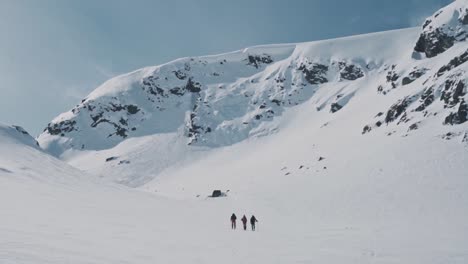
[1, 1, 467, 263]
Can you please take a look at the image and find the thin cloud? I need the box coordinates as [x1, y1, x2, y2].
[94, 64, 117, 79]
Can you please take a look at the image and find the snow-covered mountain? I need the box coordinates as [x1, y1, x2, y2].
[37, 0, 468, 187]
[0, 122, 101, 183]
[2, 1, 468, 263]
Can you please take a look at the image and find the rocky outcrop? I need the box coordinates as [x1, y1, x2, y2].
[437, 49, 468, 76]
[414, 29, 456, 58]
[385, 97, 414, 124]
[338, 62, 364, 81]
[445, 100, 468, 125]
[297, 62, 328, 85]
[46, 120, 77, 136]
[414, 87, 435, 112]
[402, 68, 428, 85]
[247, 54, 273, 68]
[414, 1, 468, 58]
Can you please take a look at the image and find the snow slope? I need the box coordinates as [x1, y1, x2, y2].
[2, 1, 468, 263]
[2, 120, 468, 264]
[39, 7, 468, 187]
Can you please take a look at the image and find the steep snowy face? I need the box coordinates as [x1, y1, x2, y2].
[365, 0, 468, 139]
[37, 2, 467, 187]
[414, 0, 468, 58]
[36, 40, 377, 156]
[37, 29, 413, 157]
[0, 123, 91, 182]
[0, 123, 40, 149]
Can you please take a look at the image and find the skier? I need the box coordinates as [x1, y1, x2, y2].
[250, 215, 258, 231]
[241, 215, 248, 230]
[230, 213, 237, 229]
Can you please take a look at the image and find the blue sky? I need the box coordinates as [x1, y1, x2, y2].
[0, 0, 453, 136]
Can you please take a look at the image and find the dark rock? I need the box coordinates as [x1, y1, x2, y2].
[210, 190, 226, 198]
[338, 62, 364, 80]
[460, 9, 468, 25]
[271, 99, 282, 106]
[115, 127, 128, 138]
[330, 103, 343, 113]
[173, 70, 187, 80]
[408, 122, 419, 131]
[362, 125, 372, 134]
[13, 126, 30, 135]
[441, 79, 466, 107]
[415, 87, 435, 112]
[422, 19, 432, 29]
[298, 63, 328, 85]
[185, 78, 201, 93]
[463, 132, 468, 142]
[437, 49, 468, 76]
[386, 66, 399, 88]
[47, 120, 77, 135]
[119, 118, 128, 126]
[444, 100, 468, 125]
[401, 68, 428, 85]
[127, 105, 140, 114]
[105, 156, 118, 162]
[141, 76, 166, 98]
[385, 97, 413, 123]
[247, 54, 273, 69]
[377, 85, 383, 93]
[169, 87, 185, 96]
[414, 29, 456, 58]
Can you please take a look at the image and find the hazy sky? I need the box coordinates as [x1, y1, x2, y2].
[0, 0, 453, 136]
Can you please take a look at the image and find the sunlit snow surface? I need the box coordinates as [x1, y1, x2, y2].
[2, 1, 468, 263]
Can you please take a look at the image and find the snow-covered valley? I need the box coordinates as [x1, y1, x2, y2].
[1, 1, 468, 263]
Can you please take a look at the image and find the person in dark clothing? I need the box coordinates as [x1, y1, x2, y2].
[241, 215, 248, 230]
[250, 215, 258, 231]
[230, 213, 237, 229]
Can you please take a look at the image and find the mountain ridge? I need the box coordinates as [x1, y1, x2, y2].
[36, 0, 468, 187]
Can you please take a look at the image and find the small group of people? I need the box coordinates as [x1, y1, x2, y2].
[230, 213, 258, 231]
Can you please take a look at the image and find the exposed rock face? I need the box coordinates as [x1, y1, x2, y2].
[247, 54, 273, 68]
[402, 68, 428, 85]
[297, 62, 328, 85]
[330, 103, 342, 113]
[46, 120, 77, 136]
[414, 88, 435, 112]
[437, 49, 468, 76]
[441, 78, 466, 108]
[338, 62, 364, 81]
[414, 29, 456, 58]
[385, 97, 413, 124]
[414, 0, 468, 58]
[445, 100, 468, 125]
